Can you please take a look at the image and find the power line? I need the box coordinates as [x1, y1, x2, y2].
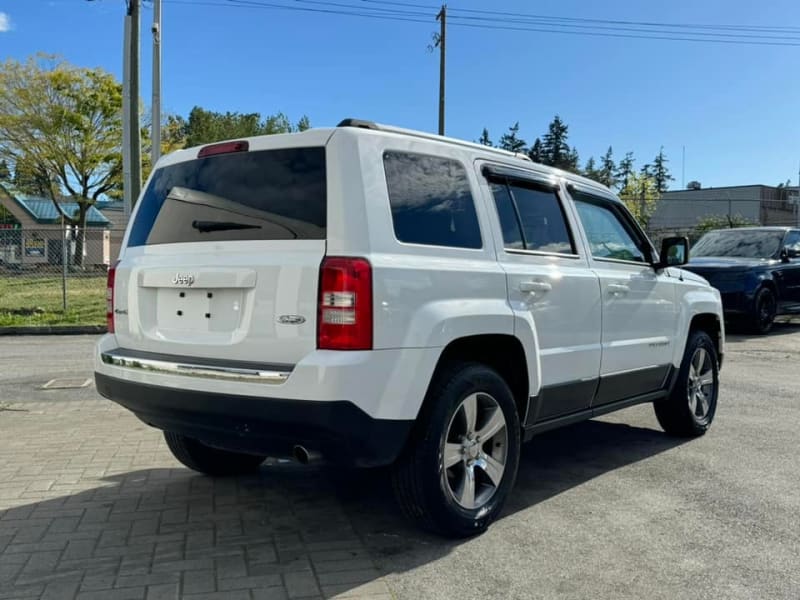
[447, 20, 800, 47]
[445, 14, 800, 42]
[158, 0, 800, 46]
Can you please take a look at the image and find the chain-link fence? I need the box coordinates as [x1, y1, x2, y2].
[0, 227, 125, 327]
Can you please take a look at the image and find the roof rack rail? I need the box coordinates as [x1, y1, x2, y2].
[336, 118, 532, 163]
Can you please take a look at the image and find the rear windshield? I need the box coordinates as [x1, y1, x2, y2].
[128, 147, 326, 246]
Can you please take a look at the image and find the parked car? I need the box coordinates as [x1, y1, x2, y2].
[684, 227, 800, 334]
[95, 120, 725, 537]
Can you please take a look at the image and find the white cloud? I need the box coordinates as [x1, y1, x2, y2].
[0, 12, 11, 32]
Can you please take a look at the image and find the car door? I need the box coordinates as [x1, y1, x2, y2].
[568, 187, 678, 407]
[481, 165, 602, 423]
[779, 230, 800, 310]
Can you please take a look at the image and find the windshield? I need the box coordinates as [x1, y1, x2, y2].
[692, 230, 783, 259]
[128, 147, 326, 246]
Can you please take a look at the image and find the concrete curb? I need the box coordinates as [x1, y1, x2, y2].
[0, 325, 107, 336]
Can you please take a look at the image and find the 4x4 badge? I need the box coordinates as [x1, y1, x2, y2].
[172, 273, 195, 286]
[277, 315, 306, 325]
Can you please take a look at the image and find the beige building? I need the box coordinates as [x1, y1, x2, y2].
[0, 184, 111, 268]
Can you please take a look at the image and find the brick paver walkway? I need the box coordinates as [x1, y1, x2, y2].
[0, 399, 394, 599]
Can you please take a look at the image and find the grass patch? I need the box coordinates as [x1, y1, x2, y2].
[0, 275, 106, 327]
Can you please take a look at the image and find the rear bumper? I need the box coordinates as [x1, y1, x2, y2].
[95, 373, 413, 468]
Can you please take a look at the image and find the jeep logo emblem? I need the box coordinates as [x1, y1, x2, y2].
[172, 273, 195, 286]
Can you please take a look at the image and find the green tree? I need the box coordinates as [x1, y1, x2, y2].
[527, 137, 543, 163]
[184, 106, 310, 147]
[583, 156, 600, 181]
[478, 128, 492, 147]
[597, 146, 616, 188]
[12, 154, 58, 197]
[498, 122, 526, 153]
[0, 55, 123, 266]
[619, 172, 660, 230]
[540, 115, 579, 172]
[651, 147, 673, 193]
[615, 152, 636, 191]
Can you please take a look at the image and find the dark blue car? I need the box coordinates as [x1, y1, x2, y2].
[684, 227, 800, 333]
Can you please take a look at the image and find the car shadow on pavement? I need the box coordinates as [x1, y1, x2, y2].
[0, 419, 687, 599]
[725, 317, 800, 342]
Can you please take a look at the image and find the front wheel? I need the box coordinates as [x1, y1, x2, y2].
[654, 330, 719, 437]
[391, 362, 521, 538]
[749, 287, 777, 335]
[164, 432, 266, 476]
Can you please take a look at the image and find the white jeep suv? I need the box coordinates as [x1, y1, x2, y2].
[95, 120, 724, 537]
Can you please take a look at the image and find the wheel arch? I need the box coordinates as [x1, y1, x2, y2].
[688, 313, 724, 367]
[424, 334, 531, 425]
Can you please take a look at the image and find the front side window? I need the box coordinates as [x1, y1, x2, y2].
[383, 152, 482, 249]
[573, 193, 646, 263]
[489, 179, 574, 255]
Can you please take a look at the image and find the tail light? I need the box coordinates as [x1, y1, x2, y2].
[317, 257, 372, 350]
[106, 261, 119, 333]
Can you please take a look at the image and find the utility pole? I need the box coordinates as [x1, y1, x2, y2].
[151, 0, 162, 167]
[122, 8, 132, 217]
[435, 4, 446, 136]
[123, 0, 142, 215]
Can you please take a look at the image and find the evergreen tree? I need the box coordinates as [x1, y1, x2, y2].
[598, 146, 616, 188]
[478, 128, 492, 147]
[651, 147, 673, 193]
[540, 115, 570, 167]
[583, 156, 600, 182]
[615, 152, 636, 191]
[528, 138, 543, 163]
[498, 122, 527, 154]
[565, 146, 580, 173]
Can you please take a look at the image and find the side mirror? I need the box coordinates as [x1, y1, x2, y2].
[782, 246, 799, 262]
[655, 236, 689, 269]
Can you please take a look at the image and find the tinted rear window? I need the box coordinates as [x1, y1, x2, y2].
[128, 147, 326, 246]
[383, 151, 482, 249]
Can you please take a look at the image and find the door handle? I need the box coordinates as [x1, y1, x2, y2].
[519, 280, 553, 294]
[607, 283, 630, 295]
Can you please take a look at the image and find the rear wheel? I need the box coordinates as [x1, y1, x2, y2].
[654, 330, 719, 437]
[749, 287, 777, 334]
[164, 432, 266, 476]
[391, 362, 521, 537]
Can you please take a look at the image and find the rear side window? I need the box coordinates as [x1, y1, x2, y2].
[383, 152, 482, 249]
[489, 178, 575, 255]
[128, 147, 326, 246]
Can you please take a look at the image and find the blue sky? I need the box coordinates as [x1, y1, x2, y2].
[2, 0, 800, 189]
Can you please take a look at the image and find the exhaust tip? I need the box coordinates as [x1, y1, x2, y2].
[293, 445, 310, 465]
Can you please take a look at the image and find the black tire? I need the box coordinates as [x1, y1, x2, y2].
[749, 287, 777, 335]
[391, 362, 521, 538]
[164, 432, 266, 476]
[654, 330, 719, 437]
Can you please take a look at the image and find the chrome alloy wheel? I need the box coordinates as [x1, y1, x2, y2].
[687, 347, 715, 419]
[442, 392, 508, 510]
